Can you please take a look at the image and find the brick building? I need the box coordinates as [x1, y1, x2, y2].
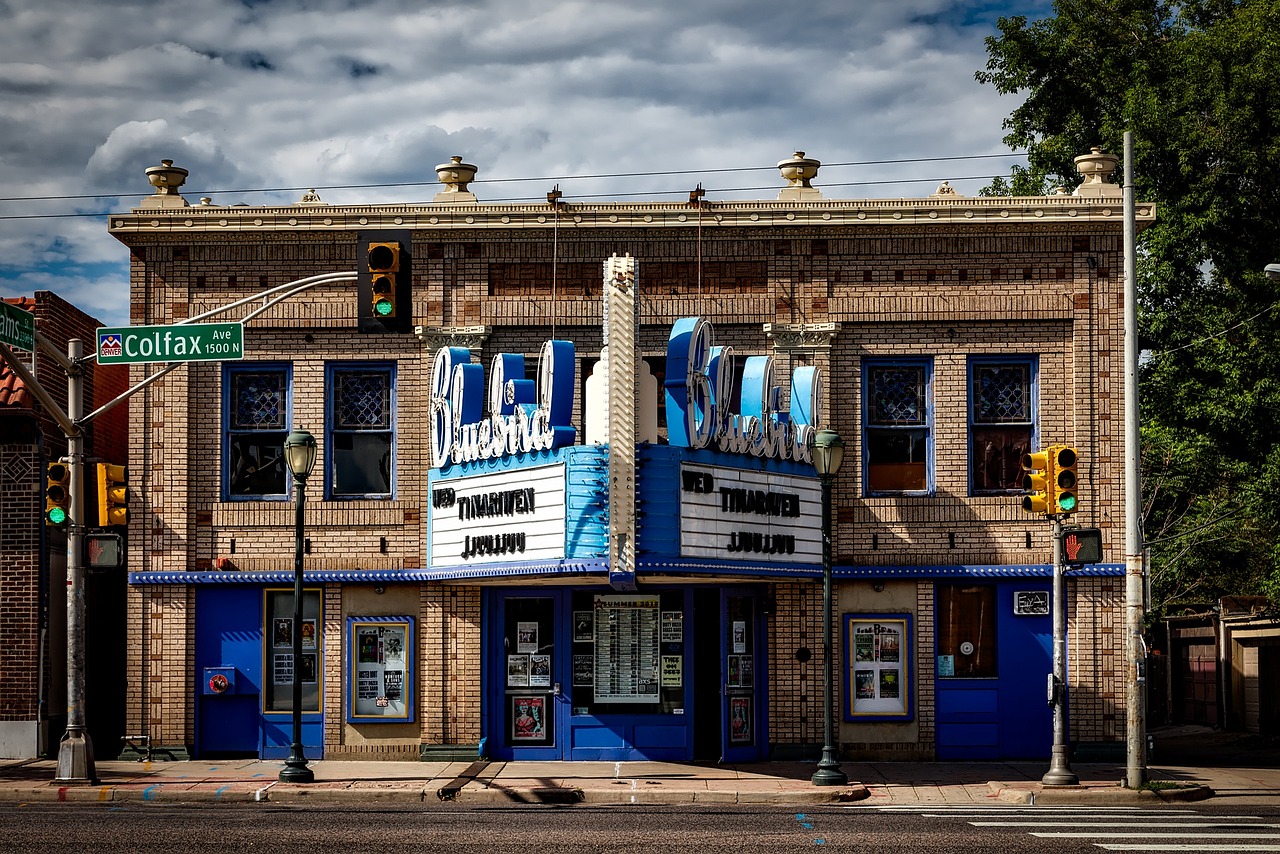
[107, 148, 1149, 762]
[0, 292, 129, 758]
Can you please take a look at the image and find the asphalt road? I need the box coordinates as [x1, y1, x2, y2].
[2, 802, 1278, 853]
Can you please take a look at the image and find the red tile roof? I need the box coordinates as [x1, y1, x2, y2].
[0, 297, 35, 409]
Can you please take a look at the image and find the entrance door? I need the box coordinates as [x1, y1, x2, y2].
[495, 595, 563, 760]
[721, 589, 765, 762]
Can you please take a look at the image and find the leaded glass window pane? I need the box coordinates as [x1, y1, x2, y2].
[336, 372, 390, 429]
[232, 372, 285, 430]
[870, 366, 925, 425]
[973, 365, 1030, 424]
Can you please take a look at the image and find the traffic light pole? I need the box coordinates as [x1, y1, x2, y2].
[55, 338, 96, 783]
[1043, 515, 1078, 786]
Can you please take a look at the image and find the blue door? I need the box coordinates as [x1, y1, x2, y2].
[194, 585, 324, 759]
[934, 580, 1052, 759]
[195, 587, 263, 756]
[721, 588, 766, 763]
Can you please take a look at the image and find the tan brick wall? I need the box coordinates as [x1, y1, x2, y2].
[112, 197, 1134, 758]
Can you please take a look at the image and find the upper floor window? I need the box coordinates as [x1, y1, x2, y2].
[327, 363, 395, 498]
[969, 358, 1035, 495]
[863, 359, 932, 494]
[225, 364, 291, 499]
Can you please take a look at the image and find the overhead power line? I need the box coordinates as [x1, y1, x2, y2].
[0, 152, 1027, 205]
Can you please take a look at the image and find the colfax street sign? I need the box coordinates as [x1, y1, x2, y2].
[0, 301, 35, 351]
[96, 322, 244, 365]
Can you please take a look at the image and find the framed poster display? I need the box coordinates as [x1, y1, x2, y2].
[729, 696, 752, 744]
[346, 616, 415, 723]
[511, 695, 547, 741]
[843, 614, 913, 722]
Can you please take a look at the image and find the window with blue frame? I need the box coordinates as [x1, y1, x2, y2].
[327, 363, 394, 498]
[969, 358, 1035, 495]
[863, 359, 932, 494]
[224, 364, 291, 499]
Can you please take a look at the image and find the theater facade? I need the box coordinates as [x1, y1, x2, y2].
[111, 149, 1148, 763]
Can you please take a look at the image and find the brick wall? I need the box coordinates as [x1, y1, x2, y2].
[111, 194, 1134, 758]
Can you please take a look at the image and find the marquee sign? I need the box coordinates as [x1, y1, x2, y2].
[429, 464, 567, 565]
[665, 317, 820, 464]
[679, 463, 822, 564]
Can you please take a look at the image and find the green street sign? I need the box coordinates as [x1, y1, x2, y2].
[0, 301, 35, 351]
[96, 322, 244, 365]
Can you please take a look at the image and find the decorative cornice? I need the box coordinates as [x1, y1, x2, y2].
[764, 322, 840, 353]
[416, 324, 491, 352]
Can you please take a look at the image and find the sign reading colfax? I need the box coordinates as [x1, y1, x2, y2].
[97, 322, 244, 364]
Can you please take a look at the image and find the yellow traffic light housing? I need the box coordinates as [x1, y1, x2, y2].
[46, 462, 70, 527]
[367, 241, 400, 319]
[1020, 449, 1054, 515]
[1053, 446, 1079, 514]
[97, 462, 129, 527]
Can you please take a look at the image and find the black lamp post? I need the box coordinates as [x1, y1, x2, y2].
[280, 428, 317, 784]
[810, 428, 848, 786]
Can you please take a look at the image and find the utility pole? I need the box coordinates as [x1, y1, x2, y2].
[1123, 132, 1147, 788]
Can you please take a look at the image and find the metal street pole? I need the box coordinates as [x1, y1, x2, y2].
[55, 338, 96, 784]
[1042, 516, 1078, 786]
[811, 452, 847, 786]
[280, 430, 315, 784]
[1123, 130, 1148, 788]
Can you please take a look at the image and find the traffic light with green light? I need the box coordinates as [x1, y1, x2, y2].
[1052, 446, 1079, 514]
[1020, 449, 1054, 515]
[97, 462, 129, 527]
[46, 462, 70, 526]
[359, 231, 411, 333]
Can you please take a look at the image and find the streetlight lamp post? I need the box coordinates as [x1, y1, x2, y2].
[811, 428, 848, 787]
[279, 428, 317, 784]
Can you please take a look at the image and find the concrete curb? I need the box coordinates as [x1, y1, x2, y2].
[987, 781, 1215, 805]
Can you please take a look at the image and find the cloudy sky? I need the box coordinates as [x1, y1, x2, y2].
[0, 0, 1047, 327]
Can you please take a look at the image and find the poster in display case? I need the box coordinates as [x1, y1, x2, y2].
[843, 614, 913, 721]
[346, 616, 415, 723]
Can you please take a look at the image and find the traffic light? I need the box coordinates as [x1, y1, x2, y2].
[1052, 446, 1079, 514]
[368, 242, 400, 319]
[45, 462, 70, 527]
[97, 462, 129, 527]
[359, 230, 411, 333]
[1020, 449, 1054, 515]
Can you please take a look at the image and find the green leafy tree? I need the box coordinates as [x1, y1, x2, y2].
[978, 0, 1280, 615]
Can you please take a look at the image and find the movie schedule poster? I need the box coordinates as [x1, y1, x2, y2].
[845, 616, 911, 719]
[348, 618, 414, 722]
[592, 594, 660, 703]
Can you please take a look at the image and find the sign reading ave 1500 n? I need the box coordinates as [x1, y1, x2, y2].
[96, 322, 244, 364]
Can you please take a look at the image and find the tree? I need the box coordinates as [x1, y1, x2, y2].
[978, 0, 1280, 614]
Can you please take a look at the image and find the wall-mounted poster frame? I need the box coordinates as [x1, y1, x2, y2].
[347, 616, 415, 723]
[843, 614, 913, 722]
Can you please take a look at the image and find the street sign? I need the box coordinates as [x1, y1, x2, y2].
[0, 301, 35, 351]
[96, 322, 244, 364]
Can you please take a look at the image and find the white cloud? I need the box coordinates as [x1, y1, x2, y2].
[0, 0, 1044, 326]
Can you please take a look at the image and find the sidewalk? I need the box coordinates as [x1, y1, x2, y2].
[0, 753, 1275, 805]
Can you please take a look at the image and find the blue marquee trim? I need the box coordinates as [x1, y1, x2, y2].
[835, 563, 1125, 578]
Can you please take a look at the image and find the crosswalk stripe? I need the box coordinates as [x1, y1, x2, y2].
[971, 822, 1280, 828]
[1094, 845, 1280, 852]
[1034, 833, 1280, 839]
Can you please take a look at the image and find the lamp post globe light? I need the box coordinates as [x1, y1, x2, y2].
[810, 428, 848, 786]
[280, 428, 317, 784]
